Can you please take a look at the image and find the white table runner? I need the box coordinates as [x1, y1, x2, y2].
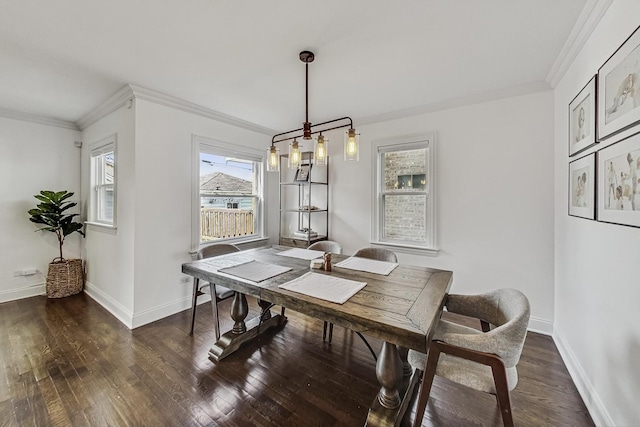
[218, 261, 291, 282]
[276, 248, 326, 260]
[278, 272, 366, 304]
[333, 256, 398, 276]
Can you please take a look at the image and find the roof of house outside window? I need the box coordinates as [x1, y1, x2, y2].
[200, 172, 252, 196]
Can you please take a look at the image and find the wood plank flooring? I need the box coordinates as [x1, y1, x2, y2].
[0, 293, 594, 426]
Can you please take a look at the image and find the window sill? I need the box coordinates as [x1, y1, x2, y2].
[190, 236, 270, 258]
[370, 241, 439, 257]
[85, 222, 118, 235]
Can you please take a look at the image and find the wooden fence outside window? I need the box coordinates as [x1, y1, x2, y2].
[201, 208, 255, 241]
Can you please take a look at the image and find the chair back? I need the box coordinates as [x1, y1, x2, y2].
[308, 240, 342, 254]
[353, 247, 397, 263]
[197, 243, 240, 260]
[446, 289, 530, 368]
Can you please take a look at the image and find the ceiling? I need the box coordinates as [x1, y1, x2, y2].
[0, 1, 589, 131]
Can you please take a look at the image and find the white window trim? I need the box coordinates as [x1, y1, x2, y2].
[371, 133, 438, 255]
[86, 133, 117, 232]
[191, 134, 265, 253]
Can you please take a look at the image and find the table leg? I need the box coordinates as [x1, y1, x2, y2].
[377, 342, 403, 409]
[230, 292, 248, 334]
[208, 293, 286, 362]
[365, 342, 420, 427]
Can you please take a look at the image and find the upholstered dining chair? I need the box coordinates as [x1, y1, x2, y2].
[324, 246, 398, 361]
[190, 244, 240, 339]
[308, 240, 342, 254]
[353, 247, 397, 263]
[307, 241, 343, 341]
[408, 289, 530, 427]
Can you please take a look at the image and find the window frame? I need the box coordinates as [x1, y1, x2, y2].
[87, 134, 117, 230]
[191, 135, 265, 252]
[371, 133, 438, 255]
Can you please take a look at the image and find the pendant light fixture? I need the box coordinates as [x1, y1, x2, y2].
[267, 51, 360, 172]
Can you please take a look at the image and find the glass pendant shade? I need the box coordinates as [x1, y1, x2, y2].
[267, 146, 280, 172]
[314, 134, 328, 166]
[288, 140, 301, 169]
[344, 128, 360, 162]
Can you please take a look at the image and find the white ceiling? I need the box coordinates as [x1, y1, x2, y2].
[0, 0, 589, 131]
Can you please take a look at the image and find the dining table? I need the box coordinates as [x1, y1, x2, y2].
[182, 245, 453, 427]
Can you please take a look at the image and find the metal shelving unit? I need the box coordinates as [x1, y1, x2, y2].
[278, 152, 329, 248]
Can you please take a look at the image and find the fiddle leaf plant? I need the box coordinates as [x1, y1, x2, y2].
[28, 190, 85, 262]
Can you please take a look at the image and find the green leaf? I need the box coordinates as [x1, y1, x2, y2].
[60, 202, 77, 213]
[59, 192, 74, 202]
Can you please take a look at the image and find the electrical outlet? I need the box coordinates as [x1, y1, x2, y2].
[179, 276, 192, 284]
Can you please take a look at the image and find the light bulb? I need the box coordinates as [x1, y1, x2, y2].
[344, 128, 359, 162]
[267, 146, 280, 172]
[289, 140, 301, 169]
[315, 134, 327, 166]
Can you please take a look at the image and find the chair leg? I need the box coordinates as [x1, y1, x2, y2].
[329, 323, 333, 342]
[481, 320, 491, 332]
[210, 285, 221, 341]
[413, 342, 442, 427]
[490, 362, 514, 427]
[323, 321, 328, 341]
[190, 278, 200, 334]
[355, 332, 377, 361]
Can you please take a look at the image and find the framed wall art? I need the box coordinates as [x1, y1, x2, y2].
[294, 164, 312, 182]
[597, 25, 640, 141]
[597, 132, 640, 227]
[569, 76, 597, 156]
[568, 153, 595, 220]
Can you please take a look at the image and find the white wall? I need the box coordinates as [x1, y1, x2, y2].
[553, 1, 640, 425]
[131, 99, 274, 327]
[81, 104, 136, 326]
[327, 91, 555, 333]
[0, 117, 82, 302]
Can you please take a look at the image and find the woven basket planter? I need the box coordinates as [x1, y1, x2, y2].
[46, 259, 84, 298]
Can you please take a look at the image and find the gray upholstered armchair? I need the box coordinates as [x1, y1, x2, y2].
[408, 289, 530, 427]
[308, 240, 342, 254]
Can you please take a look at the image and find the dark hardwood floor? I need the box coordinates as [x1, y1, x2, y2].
[0, 293, 593, 426]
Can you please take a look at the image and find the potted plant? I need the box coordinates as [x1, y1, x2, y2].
[28, 190, 85, 298]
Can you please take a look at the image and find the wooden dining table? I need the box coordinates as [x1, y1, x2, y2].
[182, 245, 453, 427]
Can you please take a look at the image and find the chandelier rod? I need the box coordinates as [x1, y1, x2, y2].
[271, 116, 353, 145]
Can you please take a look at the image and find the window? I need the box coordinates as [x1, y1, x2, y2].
[372, 134, 436, 253]
[192, 135, 264, 250]
[89, 134, 117, 228]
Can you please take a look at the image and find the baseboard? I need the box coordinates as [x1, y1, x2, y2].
[0, 283, 45, 303]
[528, 316, 553, 335]
[553, 327, 615, 427]
[84, 281, 134, 329]
[131, 294, 211, 329]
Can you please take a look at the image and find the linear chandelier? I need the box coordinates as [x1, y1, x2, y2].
[267, 51, 360, 172]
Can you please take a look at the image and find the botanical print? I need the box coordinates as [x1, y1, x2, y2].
[604, 147, 640, 211]
[572, 95, 591, 145]
[571, 166, 590, 208]
[604, 43, 640, 125]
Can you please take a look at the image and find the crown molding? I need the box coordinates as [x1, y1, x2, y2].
[546, 0, 614, 88]
[76, 85, 134, 130]
[77, 84, 277, 135]
[0, 108, 79, 130]
[128, 84, 276, 135]
[356, 81, 551, 126]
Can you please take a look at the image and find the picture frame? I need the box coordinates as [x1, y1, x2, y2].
[294, 164, 312, 182]
[597, 24, 640, 141]
[569, 76, 597, 156]
[568, 153, 596, 220]
[597, 132, 640, 227]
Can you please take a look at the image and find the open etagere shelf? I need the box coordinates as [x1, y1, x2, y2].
[278, 151, 329, 248]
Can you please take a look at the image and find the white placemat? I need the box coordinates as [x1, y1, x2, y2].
[276, 248, 326, 260]
[333, 256, 398, 276]
[278, 272, 366, 304]
[218, 261, 292, 282]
